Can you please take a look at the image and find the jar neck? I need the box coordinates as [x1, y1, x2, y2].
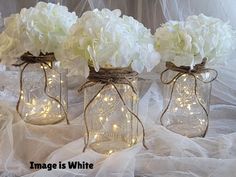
[20, 52, 56, 64]
[88, 66, 138, 84]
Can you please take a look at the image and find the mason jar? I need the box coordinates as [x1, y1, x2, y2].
[161, 69, 215, 137]
[17, 54, 68, 125]
[83, 67, 140, 154]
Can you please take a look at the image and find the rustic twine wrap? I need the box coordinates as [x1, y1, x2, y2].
[13, 52, 69, 125]
[79, 66, 148, 152]
[160, 58, 218, 136]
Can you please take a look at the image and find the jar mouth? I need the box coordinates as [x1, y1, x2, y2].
[88, 66, 138, 84]
[20, 52, 56, 63]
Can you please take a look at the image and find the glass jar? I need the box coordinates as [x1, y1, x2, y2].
[161, 70, 214, 137]
[17, 58, 68, 125]
[83, 68, 140, 154]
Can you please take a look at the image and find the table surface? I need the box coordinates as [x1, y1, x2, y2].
[0, 71, 236, 177]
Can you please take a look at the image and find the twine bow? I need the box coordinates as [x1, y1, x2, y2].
[160, 58, 218, 137]
[13, 52, 69, 125]
[79, 67, 148, 152]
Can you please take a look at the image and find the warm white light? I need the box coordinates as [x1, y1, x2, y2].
[94, 134, 98, 139]
[132, 138, 136, 144]
[99, 116, 103, 121]
[187, 104, 191, 110]
[113, 124, 118, 130]
[121, 107, 124, 112]
[32, 99, 36, 106]
[104, 97, 108, 102]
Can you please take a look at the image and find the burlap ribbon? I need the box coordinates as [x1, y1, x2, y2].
[13, 52, 69, 125]
[160, 58, 218, 136]
[79, 66, 148, 152]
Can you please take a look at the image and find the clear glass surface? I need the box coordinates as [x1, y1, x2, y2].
[84, 80, 140, 154]
[18, 62, 68, 125]
[161, 71, 212, 137]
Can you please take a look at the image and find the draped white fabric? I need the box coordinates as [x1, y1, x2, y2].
[0, 0, 236, 177]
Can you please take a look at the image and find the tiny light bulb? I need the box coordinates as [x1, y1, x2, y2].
[94, 134, 98, 139]
[187, 104, 191, 110]
[52, 75, 56, 78]
[99, 116, 103, 121]
[113, 124, 118, 130]
[121, 107, 124, 112]
[32, 99, 36, 106]
[132, 138, 136, 144]
[104, 97, 108, 102]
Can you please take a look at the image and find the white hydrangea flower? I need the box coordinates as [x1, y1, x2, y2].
[58, 8, 160, 76]
[155, 14, 236, 67]
[0, 2, 78, 65]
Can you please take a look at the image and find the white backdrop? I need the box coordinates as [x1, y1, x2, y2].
[0, 0, 236, 177]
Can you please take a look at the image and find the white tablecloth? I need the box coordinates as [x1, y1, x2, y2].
[0, 70, 236, 177]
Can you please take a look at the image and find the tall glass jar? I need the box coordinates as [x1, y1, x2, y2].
[17, 54, 68, 125]
[83, 67, 140, 154]
[161, 70, 214, 137]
